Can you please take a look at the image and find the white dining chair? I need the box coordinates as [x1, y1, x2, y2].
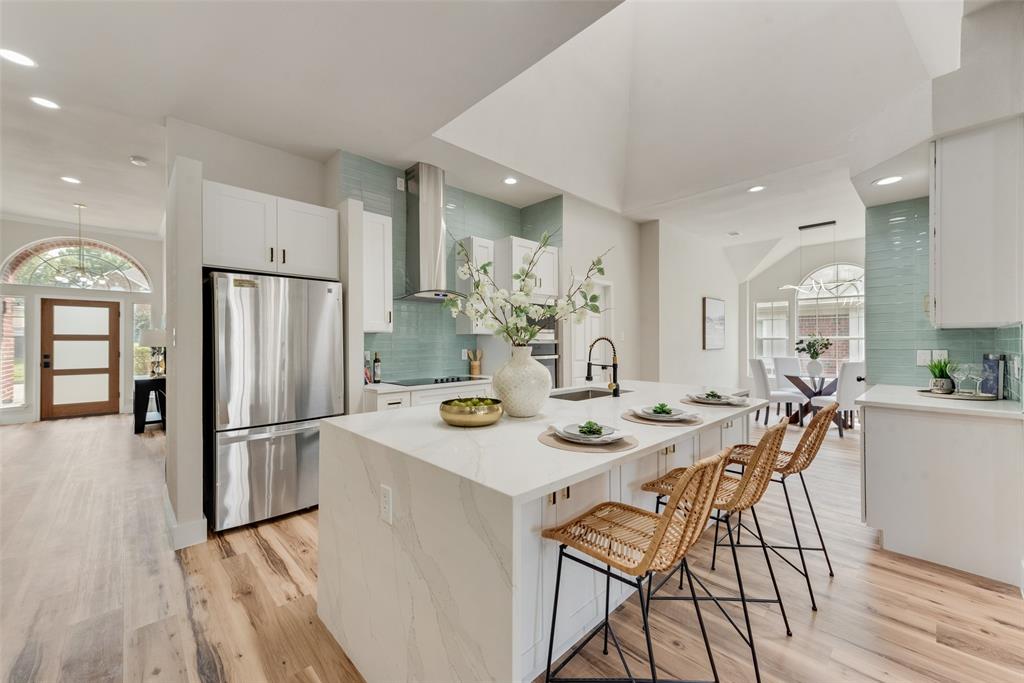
[749, 358, 805, 426]
[773, 357, 802, 392]
[810, 361, 866, 437]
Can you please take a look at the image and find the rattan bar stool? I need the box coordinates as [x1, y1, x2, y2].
[541, 452, 728, 683]
[722, 402, 838, 611]
[641, 419, 791, 683]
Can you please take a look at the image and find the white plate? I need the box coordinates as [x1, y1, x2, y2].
[686, 393, 732, 405]
[553, 423, 624, 444]
[635, 406, 699, 422]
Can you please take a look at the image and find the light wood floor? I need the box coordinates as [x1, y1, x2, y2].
[1, 415, 1021, 682]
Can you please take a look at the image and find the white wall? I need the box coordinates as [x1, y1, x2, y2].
[0, 216, 164, 424]
[165, 118, 326, 205]
[654, 223, 741, 389]
[637, 221, 660, 380]
[736, 237, 865, 389]
[560, 194, 642, 384]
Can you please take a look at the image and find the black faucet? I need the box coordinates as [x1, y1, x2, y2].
[585, 336, 620, 397]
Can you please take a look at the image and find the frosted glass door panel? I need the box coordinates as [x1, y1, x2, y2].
[53, 374, 109, 404]
[53, 340, 109, 370]
[53, 305, 109, 335]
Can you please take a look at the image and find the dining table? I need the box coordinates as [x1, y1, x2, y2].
[784, 374, 845, 429]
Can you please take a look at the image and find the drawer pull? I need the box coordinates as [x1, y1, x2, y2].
[387, 400, 403, 407]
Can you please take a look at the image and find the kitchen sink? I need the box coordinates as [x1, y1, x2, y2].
[550, 388, 633, 401]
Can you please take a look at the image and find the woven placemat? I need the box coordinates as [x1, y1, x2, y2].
[621, 411, 703, 427]
[538, 427, 638, 453]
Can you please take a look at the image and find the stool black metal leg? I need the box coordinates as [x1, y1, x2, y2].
[736, 510, 743, 544]
[603, 564, 612, 655]
[726, 513, 761, 683]
[636, 574, 658, 683]
[683, 559, 719, 683]
[800, 471, 834, 578]
[781, 476, 817, 610]
[545, 546, 565, 683]
[710, 513, 722, 571]
[750, 505, 791, 637]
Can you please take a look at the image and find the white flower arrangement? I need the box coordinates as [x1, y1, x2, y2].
[443, 232, 608, 346]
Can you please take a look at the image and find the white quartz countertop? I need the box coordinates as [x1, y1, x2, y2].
[363, 376, 492, 394]
[323, 380, 763, 502]
[855, 384, 1024, 420]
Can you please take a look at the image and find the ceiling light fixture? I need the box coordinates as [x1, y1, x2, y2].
[129, 155, 149, 167]
[55, 203, 109, 289]
[0, 49, 36, 67]
[503, 177, 518, 185]
[61, 176, 81, 184]
[30, 96, 60, 109]
[747, 185, 766, 193]
[873, 175, 903, 186]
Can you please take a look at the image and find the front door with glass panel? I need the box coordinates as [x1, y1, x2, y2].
[40, 299, 119, 419]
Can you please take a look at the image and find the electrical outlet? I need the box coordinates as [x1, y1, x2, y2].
[1012, 356, 1021, 379]
[380, 484, 393, 525]
[461, 348, 469, 361]
[916, 350, 932, 367]
[396, 177, 405, 192]
[933, 349, 948, 361]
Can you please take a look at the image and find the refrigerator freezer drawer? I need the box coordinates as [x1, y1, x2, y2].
[213, 420, 320, 531]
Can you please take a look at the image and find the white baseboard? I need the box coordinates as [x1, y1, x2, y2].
[162, 488, 207, 550]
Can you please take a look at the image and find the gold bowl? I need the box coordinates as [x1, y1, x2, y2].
[439, 398, 503, 428]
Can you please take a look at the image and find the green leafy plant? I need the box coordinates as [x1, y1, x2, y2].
[927, 358, 956, 380]
[703, 390, 722, 400]
[652, 402, 672, 415]
[795, 335, 832, 360]
[578, 420, 603, 436]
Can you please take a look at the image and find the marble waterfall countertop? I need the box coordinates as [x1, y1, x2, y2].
[855, 383, 1024, 420]
[322, 379, 763, 502]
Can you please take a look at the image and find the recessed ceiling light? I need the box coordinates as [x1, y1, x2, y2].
[30, 96, 60, 109]
[727, 231, 742, 237]
[873, 175, 903, 186]
[0, 49, 36, 67]
[60, 176, 81, 184]
[129, 155, 149, 167]
[503, 177, 518, 185]
[747, 185, 766, 193]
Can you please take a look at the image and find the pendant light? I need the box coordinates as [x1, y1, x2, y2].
[55, 203, 106, 288]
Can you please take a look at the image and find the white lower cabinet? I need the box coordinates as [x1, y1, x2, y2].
[371, 392, 410, 411]
[410, 384, 493, 407]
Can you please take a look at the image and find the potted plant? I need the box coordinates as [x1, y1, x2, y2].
[444, 232, 607, 417]
[927, 358, 956, 394]
[795, 335, 832, 377]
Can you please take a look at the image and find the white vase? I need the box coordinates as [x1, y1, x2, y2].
[806, 359, 824, 377]
[493, 345, 552, 418]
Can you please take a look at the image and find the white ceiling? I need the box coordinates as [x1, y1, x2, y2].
[435, 0, 962, 245]
[0, 0, 616, 232]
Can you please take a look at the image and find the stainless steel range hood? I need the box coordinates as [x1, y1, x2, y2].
[402, 162, 455, 300]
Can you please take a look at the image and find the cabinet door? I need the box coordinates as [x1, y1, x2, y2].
[534, 246, 559, 297]
[551, 472, 611, 650]
[932, 117, 1023, 327]
[721, 418, 745, 449]
[618, 450, 661, 512]
[276, 198, 338, 279]
[203, 180, 277, 272]
[698, 427, 723, 459]
[363, 212, 394, 333]
[375, 392, 410, 410]
[511, 238, 536, 274]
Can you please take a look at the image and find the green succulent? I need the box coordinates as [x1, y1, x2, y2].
[927, 358, 956, 380]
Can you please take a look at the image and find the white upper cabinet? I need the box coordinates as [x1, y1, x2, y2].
[931, 116, 1023, 328]
[493, 236, 560, 303]
[455, 236, 495, 335]
[203, 180, 339, 280]
[276, 198, 339, 279]
[363, 211, 394, 333]
[203, 181, 277, 273]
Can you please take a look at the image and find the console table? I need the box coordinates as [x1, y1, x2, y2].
[133, 375, 166, 433]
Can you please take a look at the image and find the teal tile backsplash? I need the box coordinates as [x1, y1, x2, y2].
[338, 152, 562, 380]
[995, 323, 1022, 401]
[865, 197, 1019, 401]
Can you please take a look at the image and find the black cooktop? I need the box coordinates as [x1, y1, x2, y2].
[390, 376, 477, 387]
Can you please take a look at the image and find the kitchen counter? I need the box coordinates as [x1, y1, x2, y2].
[856, 383, 1023, 591]
[318, 380, 763, 682]
[856, 383, 1023, 420]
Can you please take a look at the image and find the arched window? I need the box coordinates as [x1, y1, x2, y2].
[796, 263, 864, 376]
[1, 237, 151, 293]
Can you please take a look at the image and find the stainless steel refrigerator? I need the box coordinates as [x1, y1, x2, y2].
[208, 271, 344, 531]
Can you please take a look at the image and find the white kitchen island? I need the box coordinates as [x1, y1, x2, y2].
[857, 384, 1024, 590]
[318, 380, 763, 683]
